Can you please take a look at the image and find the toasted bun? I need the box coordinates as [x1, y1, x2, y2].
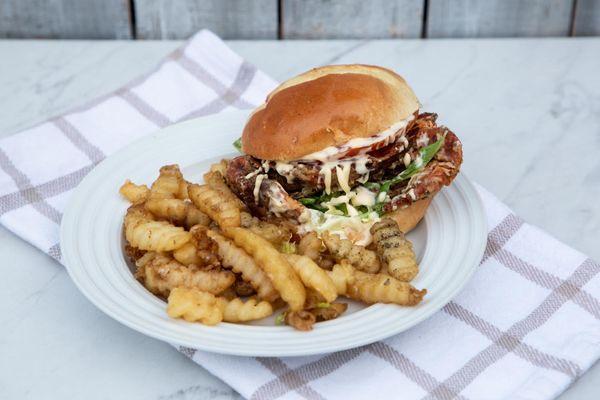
[385, 197, 432, 233]
[242, 64, 420, 161]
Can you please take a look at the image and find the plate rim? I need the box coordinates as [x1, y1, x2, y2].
[60, 110, 487, 357]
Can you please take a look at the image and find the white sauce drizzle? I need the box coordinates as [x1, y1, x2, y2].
[253, 174, 267, 203]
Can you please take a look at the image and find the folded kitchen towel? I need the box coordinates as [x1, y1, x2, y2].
[1, 30, 599, 400]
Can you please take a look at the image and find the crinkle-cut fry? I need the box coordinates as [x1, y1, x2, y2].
[135, 252, 234, 297]
[145, 198, 210, 228]
[124, 206, 191, 252]
[207, 230, 278, 302]
[149, 164, 186, 199]
[371, 218, 419, 281]
[284, 254, 337, 303]
[167, 288, 223, 325]
[216, 297, 273, 322]
[172, 242, 203, 266]
[209, 159, 228, 175]
[119, 180, 150, 204]
[203, 170, 245, 210]
[188, 184, 241, 228]
[222, 227, 306, 311]
[328, 262, 426, 306]
[298, 232, 323, 261]
[322, 232, 381, 273]
[240, 212, 291, 245]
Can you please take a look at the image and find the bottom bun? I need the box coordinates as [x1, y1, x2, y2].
[384, 196, 433, 233]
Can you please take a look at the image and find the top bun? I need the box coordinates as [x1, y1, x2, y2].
[242, 64, 420, 161]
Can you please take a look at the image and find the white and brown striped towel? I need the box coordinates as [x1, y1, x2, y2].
[1, 30, 599, 400]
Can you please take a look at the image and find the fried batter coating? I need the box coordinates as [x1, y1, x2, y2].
[203, 170, 246, 210]
[285, 310, 316, 331]
[135, 252, 235, 297]
[119, 180, 150, 204]
[124, 206, 190, 252]
[240, 212, 292, 245]
[371, 218, 419, 282]
[322, 232, 381, 273]
[328, 262, 425, 306]
[298, 232, 322, 261]
[216, 297, 273, 322]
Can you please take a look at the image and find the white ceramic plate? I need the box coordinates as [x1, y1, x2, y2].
[61, 110, 487, 357]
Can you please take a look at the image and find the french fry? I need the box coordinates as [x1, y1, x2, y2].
[203, 170, 245, 210]
[371, 218, 419, 281]
[167, 288, 223, 325]
[119, 180, 150, 204]
[124, 206, 190, 252]
[184, 205, 211, 229]
[284, 254, 337, 303]
[188, 184, 241, 228]
[209, 159, 228, 175]
[328, 262, 426, 306]
[222, 227, 306, 311]
[216, 297, 273, 322]
[207, 230, 278, 302]
[150, 165, 186, 199]
[322, 232, 381, 273]
[172, 242, 203, 266]
[135, 253, 235, 297]
[145, 198, 211, 229]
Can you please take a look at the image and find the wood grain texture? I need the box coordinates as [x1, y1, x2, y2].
[0, 0, 132, 39]
[134, 0, 278, 39]
[281, 0, 424, 39]
[427, 0, 574, 38]
[573, 0, 600, 36]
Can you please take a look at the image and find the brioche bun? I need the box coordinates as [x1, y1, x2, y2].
[386, 197, 433, 233]
[242, 64, 420, 161]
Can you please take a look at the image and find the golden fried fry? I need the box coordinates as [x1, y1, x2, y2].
[222, 227, 306, 310]
[149, 165, 186, 199]
[371, 218, 419, 281]
[184, 205, 211, 229]
[328, 262, 426, 306]
[124, 206, 190, 252]
[284, 254, 337, 303]
[203, 170, 245, 210]
[167, 287, 222, 325]
[207, 230, 278, 302]
[216, 297, 273, 322]
[240, 212, 291, 245]
[172, 242, 202, 266]
[119, 180, 150, 204]
[322, 232, 381, 273]
[135, 253, 235, 296]
[188, 184, 241, 228]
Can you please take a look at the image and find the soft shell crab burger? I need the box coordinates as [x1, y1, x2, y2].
[225, 65, 463, 245]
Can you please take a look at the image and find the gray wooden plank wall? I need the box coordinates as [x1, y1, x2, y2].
[0, 0, 132, 39]
[0, 0, 596, 39]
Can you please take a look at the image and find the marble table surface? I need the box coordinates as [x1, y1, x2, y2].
[1, 38, 599, 399]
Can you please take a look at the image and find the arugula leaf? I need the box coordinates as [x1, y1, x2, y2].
[233, 138, 242, 152]
[371, 135, 446, 215]
[334, 203, 349, 215]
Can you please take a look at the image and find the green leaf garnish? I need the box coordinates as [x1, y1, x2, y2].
[233, 138, 242, 152]
[316, 302, 331, 309]
[280, 241, 296, 254]
[275, 312, 286, 325]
